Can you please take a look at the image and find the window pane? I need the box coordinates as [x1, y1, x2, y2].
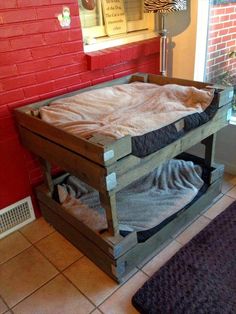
[78, 0, 102, 28]
[205, 1, 236, 116]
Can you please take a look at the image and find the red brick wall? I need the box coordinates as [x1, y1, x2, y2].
[0, 1, 160, 213]
[206, 2, 236, 83]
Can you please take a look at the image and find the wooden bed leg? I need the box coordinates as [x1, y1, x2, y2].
[99, 192, 119, 236]
[38, 158, 54, 195]
[202, 134, 216, 168]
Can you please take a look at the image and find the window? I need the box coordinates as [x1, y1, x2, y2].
[78, 0, 155, 52]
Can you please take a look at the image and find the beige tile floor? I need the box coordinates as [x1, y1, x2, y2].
[0, 173, 236, 314]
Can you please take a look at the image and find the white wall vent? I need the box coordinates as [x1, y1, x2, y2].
[0, 197, 35, 239]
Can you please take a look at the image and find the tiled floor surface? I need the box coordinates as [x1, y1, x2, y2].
[0, 173, 236, 314]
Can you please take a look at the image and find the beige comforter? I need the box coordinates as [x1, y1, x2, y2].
[40, 82, 214, 139]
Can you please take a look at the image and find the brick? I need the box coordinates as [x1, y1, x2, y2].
[0, 0, 17, 9]
[224, 21, 233, 28]
[222, 35, 232, 42]
[23, 20, 60, 35]
[220, 14, 230, 22]
[208, 45, 217, 53]
[17, 59, 50, 74]
[35, 68, 65, 83]
[215, 8, 225, 15]
[39, 88, 67, 101]
[70, 16, 81, 29]
[10, 34, 45, 49]
[80, 69, 103, 81]
[0, 105, 11, 119]
[24, 81, 54, 98]
[219, 29, 229, 36]
[217, 42, 226, 50]
[53, 74, 81, 89]
[49, 52, 84, 68]
[43, 31, 71, 44]
[67, 81, 91, 93]
[215, 55, 225, 64]
[0, 25, 24, 39]
[0, 64, 18, 79]
[225, 7, 235, 14]
[92, 75, 114, 85]
[69, 29, 83, 41]
[227, 40, 235, 47]
[36, 4, 78, 20]
[210, 16, 219, 24]
[70, 61, 88, 74]
[17, 0, 51, 7]
[31, 45, 61, 59]
[210, 37, 222, 45]
[7, 95, 40, 111]
[0, 9, 37, 24]
[230, 13, 236, 20]
[0, 49, 32, 66]
[0, 40, 11, 52]
[208, 30, 219, 39]
[0, 89, 25, 106]
[61, 41, 83, 54]
[1, 74, 36, 91]
[51, 0, 76, 3]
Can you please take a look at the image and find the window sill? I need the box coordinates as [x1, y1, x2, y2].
[84, 31, 157, 53]
[85, 37, 160, 71]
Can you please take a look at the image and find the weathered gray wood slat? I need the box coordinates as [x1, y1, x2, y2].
[14, 73, 231, 282]
[19, 126, 109, 191]
[116, 178, 222, 279]
[36, 185, 138, 259]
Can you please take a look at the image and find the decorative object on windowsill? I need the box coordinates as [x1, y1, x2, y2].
[82, 0, 95, 10]
[144, 0, 187, 76]
[57, 6, 71, 28]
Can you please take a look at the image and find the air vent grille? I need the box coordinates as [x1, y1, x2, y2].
[0, 197, 35, 239]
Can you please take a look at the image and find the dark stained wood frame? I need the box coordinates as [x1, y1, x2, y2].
[14, 73, 233, 282]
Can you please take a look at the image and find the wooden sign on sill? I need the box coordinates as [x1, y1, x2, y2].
[101, 0, 127, 36]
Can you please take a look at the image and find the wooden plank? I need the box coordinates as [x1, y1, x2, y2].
[202, 134, 216, 168]
[88, 134, 132, 165]
[19, 126, 108, 191]
[99, 192, 119, 236]
[38, 158, 54, 195]
[36, 184, 137, 259]
[15, 110, 106, 165]
[39, 202, 120, 281]
[110, 104, 229, 193]
[147, 73, 209, 89]
[116, 178, 222, 280]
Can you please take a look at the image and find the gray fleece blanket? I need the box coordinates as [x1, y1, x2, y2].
[57, 159, 204, 233]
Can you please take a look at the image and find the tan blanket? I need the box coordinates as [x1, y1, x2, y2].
[40, 82, 214, 139]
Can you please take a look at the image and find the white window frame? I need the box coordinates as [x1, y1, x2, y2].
[78, 0, 156, 52]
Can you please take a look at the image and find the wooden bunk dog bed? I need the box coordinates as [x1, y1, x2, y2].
[15, 73, 233, 282]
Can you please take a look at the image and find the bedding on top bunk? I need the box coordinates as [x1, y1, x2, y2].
[40, 82, 217, 157]
[54, 158, 205, 240]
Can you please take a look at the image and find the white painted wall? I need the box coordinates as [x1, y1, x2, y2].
[157, 0, 236, 174]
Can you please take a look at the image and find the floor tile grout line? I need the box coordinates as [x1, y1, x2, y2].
[9, 272, 59, 311]
[0, 243, 32, 268]
[0, 295, 10, 313]
[32, 238, 84, 274]
[18, 226, 55, 245]
[60, 272, 98, 310]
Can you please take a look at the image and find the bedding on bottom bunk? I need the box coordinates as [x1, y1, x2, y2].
[40, 82, 217, 157]
[54, 159, 205, 238]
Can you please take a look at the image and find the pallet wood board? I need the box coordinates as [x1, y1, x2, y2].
[14, 72, 232, 280]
